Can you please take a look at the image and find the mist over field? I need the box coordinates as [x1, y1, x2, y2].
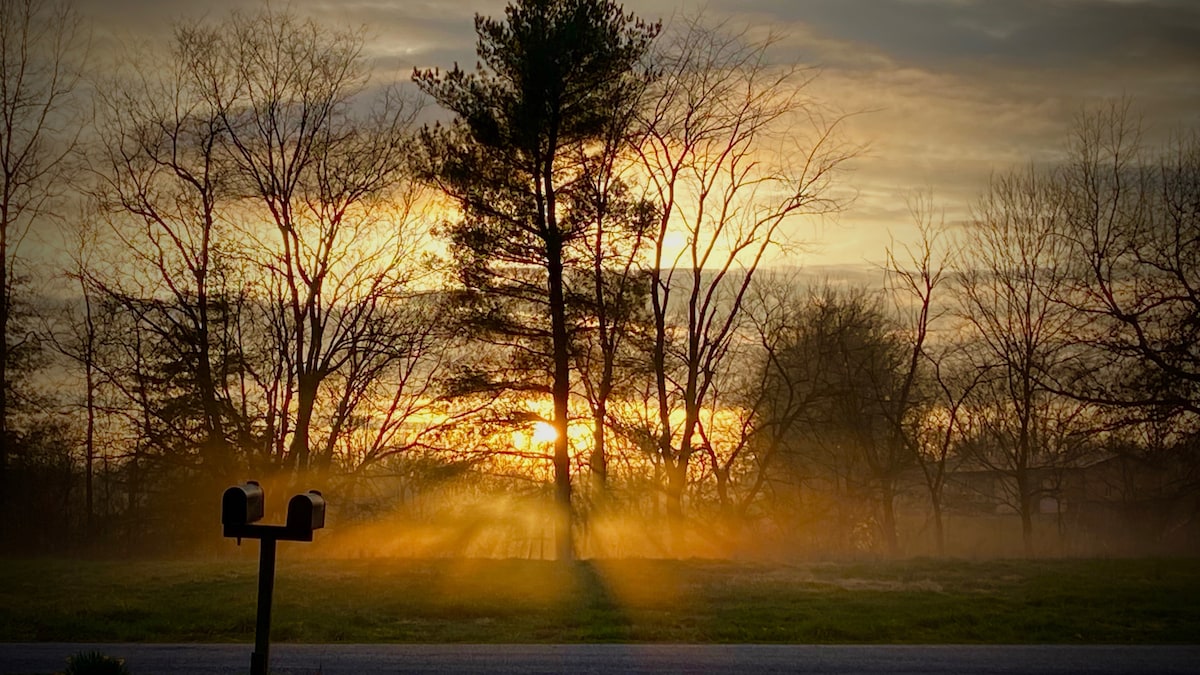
[0, 0, 1197, 568]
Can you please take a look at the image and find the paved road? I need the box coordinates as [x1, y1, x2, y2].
[3, 644, 1199, 674]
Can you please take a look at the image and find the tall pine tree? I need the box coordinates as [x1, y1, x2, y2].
[416, 0, 657, 561]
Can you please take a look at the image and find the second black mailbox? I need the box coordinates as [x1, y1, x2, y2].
[286, 490, 325, 537]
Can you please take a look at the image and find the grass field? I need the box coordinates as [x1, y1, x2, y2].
[2, 556, 1197, 644]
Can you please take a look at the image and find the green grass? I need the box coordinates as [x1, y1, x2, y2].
[1, 556, 1197, 644]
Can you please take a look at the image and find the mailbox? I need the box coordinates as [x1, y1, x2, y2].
[221, 481, 330, 675]
[222, 481, 265, 526]
[286, 490, 325, 533]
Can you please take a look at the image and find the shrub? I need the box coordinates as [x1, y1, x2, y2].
[63, 651, 131, 675]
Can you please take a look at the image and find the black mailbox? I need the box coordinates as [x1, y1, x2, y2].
[286, 490, 325, 533]
[222, 481, 265, 526]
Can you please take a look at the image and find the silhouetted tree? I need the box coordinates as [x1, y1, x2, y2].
[41, 214, 106, 534]
[636, 17, 851, 547]
[71, 6, 444, 550]
[883, 196, 971, 556]
[0, 0, 84, 541]
[1059, 102, 1200, 425]
[566, 139, 655, 503]
[755, 285, 914, 554]
[90, 24, 246, 483]
[734, 274, 825, 526]
[203, 8, 426, 477]
[416, 0, 658, 561]
[954, 166, 1086, 555]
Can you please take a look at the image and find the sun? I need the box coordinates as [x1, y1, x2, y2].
[531, 421, 558, 443]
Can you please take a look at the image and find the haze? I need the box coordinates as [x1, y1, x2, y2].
[0, 0, 1196, 563]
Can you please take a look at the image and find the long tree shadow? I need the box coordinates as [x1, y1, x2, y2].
[565, 560, 637, 641]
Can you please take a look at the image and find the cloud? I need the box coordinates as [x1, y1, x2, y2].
[69, 0, 1200, 267]
[705, 0, 1200, 73]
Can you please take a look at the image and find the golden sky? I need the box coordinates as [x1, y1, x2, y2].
[75, 0, 1200, 271]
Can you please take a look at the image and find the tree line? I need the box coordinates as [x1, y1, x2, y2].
[1, 0, 1196, 558]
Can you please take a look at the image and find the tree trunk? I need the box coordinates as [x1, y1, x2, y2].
[932, 496, 945, 557]
[665, 459, 687, 551]
[548, 242, 573, 562]
[194, 321, 231, 478]
[664, 401, 701, 552]
[714, 465, 731, 516]
[128, 447, 141, 550]
[85, 358, 95, 533]
[589, 404, 607, 500]
[0, 237, 8, 536]
[288, 373, 319, 473]
[1021, 505, 1035, 556]
[880, 481, 900, 556]
[1018, 473, 1035, 556]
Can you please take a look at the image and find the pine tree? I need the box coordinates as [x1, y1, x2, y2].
[415, 0, 658, 561]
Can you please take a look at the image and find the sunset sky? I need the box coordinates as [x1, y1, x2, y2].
[74, 0, 1200, 269]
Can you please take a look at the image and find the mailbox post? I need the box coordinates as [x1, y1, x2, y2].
[221, 482, 326, 675]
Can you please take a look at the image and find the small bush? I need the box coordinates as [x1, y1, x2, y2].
[63, 651, 131, 675]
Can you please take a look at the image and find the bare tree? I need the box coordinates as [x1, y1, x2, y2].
[1059, 102, 1200, 423]
[636, 16, 851, 545]
[954, 166, 1086, 555]
[566, 125, 655, 503]
[70, 7, 447, 550]
[883, 195, 959, 555]
[751, 284, 914, 554]
[90, 24, 245, 480]
[198, 7, 428, 476]
[40, 212, 107, 533]
[0, 0, 83, 527]
[687, 271, 831, 538]
[915, 346, 982, 555]
[736, 274, 820, 525]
